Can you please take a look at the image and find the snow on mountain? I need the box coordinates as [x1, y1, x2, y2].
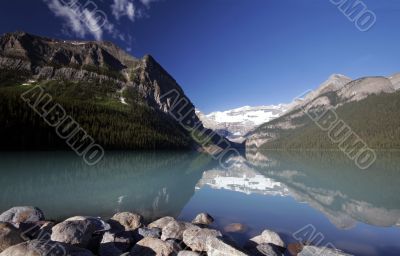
[196, 104, 288, 142]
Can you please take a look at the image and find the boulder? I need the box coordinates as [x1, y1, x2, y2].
[0, 207, 44, 227]
[138, 227, 162, 239]
[177, 251, 200, 256]
[51, 217, 109, 248]
[287, 243, 304, 256]
[0, 222, 24, 252]
[111, 212, 143, 231]
[250, 229, 285, 248]
[131, 237, 174, 256]
[206, 236, 249, 256]
[192, 213, 214, 226]
[224, 223, 247, 233]
[99, 231, 133, 256]
[183, 226, 222, 252]
[18, 221, 55, 240]
[298, 246, 353, 256]
[148, 217, 175, 229]
[0, 239, 94, 256]
[161, 220, 195, 241]
[64, 216, 110, 232]
[249, 243, 281, 256]
[165, 239, 183, 252]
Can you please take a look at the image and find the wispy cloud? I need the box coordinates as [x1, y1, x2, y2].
[111, 0, 136, 21]
[43, 0, 107, 40]
[43, 0, 159, 49]
[140, 0, 158, 7]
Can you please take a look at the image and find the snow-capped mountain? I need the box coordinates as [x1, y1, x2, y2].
[196, 104, 288, 142]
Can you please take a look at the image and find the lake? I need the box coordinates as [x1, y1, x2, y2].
[0, 150, 399, 255]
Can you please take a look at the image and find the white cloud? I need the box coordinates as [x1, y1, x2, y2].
[140, 0, 157, 7]
[111, 0, 136, 21]
[43, 0, 107, 40]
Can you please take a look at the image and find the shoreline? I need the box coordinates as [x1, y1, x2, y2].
[0, 206, 353, 256]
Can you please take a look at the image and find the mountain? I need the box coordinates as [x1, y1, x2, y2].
[0, 31, 238, 152]
[389, 73, 400, 90]
[196, 104, 287, 142]
[246, 73, 399, 149]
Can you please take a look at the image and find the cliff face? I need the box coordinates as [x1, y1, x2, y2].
[0, 31, 203, 127]
[0, 31, 239, 152]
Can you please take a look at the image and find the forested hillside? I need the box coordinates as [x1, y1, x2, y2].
[259, 91, 400, 149]
[0, 77, 192, 150]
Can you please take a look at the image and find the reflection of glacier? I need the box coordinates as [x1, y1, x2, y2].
[245, 151, 400, 229]
[196, 165, 289, 196]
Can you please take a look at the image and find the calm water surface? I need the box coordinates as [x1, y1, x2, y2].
[0, 150, 399, 256]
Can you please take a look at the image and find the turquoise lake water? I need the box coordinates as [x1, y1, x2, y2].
[0, 150, 399, 255]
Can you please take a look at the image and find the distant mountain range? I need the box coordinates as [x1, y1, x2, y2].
[0, 31, 240, 152]
[196, 105, 287, 142]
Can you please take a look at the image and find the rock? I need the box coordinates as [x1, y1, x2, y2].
[99, 231, 133, 256]
[251, 243, 281, 256]
[287, 243, 304, 256]
[192, 213, 214, 226]
[0, 239, 94, 256]
[298, 246, 353, 256]
[111, 212, 143, 231]
[224, 223, 247, 233]
[0, 207, 45, 227]
[18, 221, 55, 240]
[161, 220, 195, 241]
[165, 239, 183, 252]
[51, 217, 109, 248]
[206, 236, 249, 256]
[183, 226, 222, 252]
[177, 251, 200, 256]
[65, 216, 110, 232]
[131, 237, 174, 256]
[250, 229, 285, 248]
[148, 216, 175, 229]
[138, 227, 162, 239]
[0, 222, 24, 253]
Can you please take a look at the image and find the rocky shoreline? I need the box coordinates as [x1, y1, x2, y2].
[0, 206, 352, 256]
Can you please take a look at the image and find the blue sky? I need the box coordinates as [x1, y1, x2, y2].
[1, 0, 400, 113]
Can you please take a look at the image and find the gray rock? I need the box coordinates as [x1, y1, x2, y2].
[0, 222, 24, 253]
[206, 236, 249, 256]
[131, 237, 174, 256]
[177, 251, 200, 256]
[165, 239, 183, 252]
[0, 239, 94, 256]
[250, 229, 285, 248]
[0, 207, 45, 227]
[192, 213, 214, 226]
[51, 217, 109, 248]
[299, 246, 353, 256]
[161, 220, 195, 241]
[148, 216, 175, 230]
[252, 243, 281, 256]
[99, 231, 133, 256]
[138, 227, 162, 239]
[183, 226, 222, 252]
[111, 212, 143, 231]
[18, 221, 55, 240]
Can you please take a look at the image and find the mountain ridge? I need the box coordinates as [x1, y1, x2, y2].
[0, 31, 240, 152]
[245, 72, 400, 149]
